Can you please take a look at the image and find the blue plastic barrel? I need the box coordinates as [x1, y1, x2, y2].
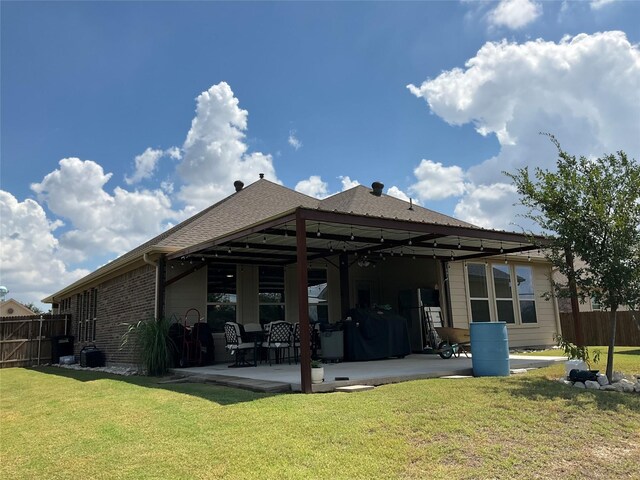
[470, 322, 510, 376]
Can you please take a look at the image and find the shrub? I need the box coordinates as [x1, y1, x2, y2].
[121, 317, 176, 376]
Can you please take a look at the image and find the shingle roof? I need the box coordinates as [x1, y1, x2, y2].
[319, 185, 474, 227]
[44, 180, 480, 301]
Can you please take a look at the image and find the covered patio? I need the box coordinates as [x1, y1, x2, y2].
[172, 353, 566, 393]
[166, 202, 545, 393]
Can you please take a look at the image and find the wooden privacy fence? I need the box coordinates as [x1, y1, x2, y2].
[0, 314, 70, 368]
[559, 311, 640, 346]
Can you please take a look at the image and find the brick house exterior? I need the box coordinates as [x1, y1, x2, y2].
[45, 179, 560, 369]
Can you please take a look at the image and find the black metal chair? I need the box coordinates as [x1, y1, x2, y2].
[262, 321, 292, 365]
[224, 322, 255, 367]
[292, 322, 316, 364]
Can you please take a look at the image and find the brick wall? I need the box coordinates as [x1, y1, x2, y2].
[57, 265, 156, 366]
[97, 264, 156, 365]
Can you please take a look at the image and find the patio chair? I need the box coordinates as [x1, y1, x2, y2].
[292, 322, 316, 364]
[262, 321, 292, 365]
[224, 322, 255, 367]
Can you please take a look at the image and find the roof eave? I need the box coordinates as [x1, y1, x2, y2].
[42, 245, 177, 304]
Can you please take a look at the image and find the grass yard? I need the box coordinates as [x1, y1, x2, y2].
[1, 348, 639, 480]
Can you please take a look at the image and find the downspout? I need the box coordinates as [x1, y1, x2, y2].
[143, 253, 159, 320]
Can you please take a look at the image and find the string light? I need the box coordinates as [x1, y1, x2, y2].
[500, 242, 504, 254]
[316, 224, 321, 237]
[408, 232, 412, 246]
[380, 229, 384, 243]
[263, 235, 267, 243]
[350, 227, 354, 241]
[433, 240, 438, 248]
[480, 240, 484, 251]
[457, 237, 461, 249]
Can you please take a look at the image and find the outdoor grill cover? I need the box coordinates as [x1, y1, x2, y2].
[344, 308, 411, 361]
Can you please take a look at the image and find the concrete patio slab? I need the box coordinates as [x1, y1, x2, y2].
[170, 353, 565, 393]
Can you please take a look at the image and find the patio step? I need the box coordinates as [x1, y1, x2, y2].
[335, 385, 375, 393]
[168, 369, 291, 393]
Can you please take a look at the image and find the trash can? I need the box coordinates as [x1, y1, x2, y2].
[470, 322, 510, 376]
[320, 323, 344, 362]
[51, 335, 74, 364]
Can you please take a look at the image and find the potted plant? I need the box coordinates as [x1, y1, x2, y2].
[310, 359, 324, 384]
[554, 334, 601, 377]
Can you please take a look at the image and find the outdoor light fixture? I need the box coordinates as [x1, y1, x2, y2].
[357, 258, 372, 268]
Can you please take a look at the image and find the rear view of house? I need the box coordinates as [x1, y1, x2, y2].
[44, 179, 561, 389]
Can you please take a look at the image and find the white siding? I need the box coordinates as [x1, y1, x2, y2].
[449, 260, 560, 348]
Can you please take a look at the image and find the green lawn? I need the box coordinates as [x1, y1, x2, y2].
[1, 348, 639, 480]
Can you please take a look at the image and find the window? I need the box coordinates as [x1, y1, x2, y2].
[515, 266, 537, 324]
[259, 266, 285, 325]
[466, 263, 537, 325]
[75, 288, 97, 342]
[308, 268, 328, 324]
[492, 264, 515, 323]
[207, 265, 237, 332]
[467, 264, 491, 322]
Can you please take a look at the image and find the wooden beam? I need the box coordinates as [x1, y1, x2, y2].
[297, 211, 312, 393]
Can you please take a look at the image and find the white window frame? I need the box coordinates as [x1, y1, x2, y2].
[465, 262, 538, 326]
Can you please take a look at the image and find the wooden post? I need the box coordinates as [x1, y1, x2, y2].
[564, 246, 584, 346]
[296, 211, 312, 393]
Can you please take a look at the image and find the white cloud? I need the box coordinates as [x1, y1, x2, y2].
[408, 31, 640, 229]
[386, 186, 411, 202]
[0, 190, 89, 307]
[408, 159, 466, 202]
[295, 175, 329, 199]
[339, 176, 360, 190]
[124, 147, 164, 185]
[488, 0, 542, 30]
[176, 82, 279, 211]
[288, 130, 302, 150]
[453, 183, 520, 230]
[591, 0, 616, 10]
[31, 158, 176, 260]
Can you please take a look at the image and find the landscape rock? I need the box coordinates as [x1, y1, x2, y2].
[612, 371, 625, 383]
[634, 383, 640, 393]
[612, 382, 626, 392]
[585, 380, 601, 390]
[596, 374, 609, 386]
[574, 382, 586, 389]
[618, 379, 635, 393]
[600, 385, 617, 391]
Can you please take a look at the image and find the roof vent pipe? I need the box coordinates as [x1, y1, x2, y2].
[234, 180, 244, 192]
[259, 173, 264, 179]
[371, 181, 384, 197]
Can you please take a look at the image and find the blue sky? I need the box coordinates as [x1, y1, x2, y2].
[1, 0, 639, 308]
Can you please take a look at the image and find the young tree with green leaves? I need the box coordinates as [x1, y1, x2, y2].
[508, 134, 640, 381]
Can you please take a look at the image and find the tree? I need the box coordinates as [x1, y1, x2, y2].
[23, 302, 44, 314]
[508, 134, 640, 380]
